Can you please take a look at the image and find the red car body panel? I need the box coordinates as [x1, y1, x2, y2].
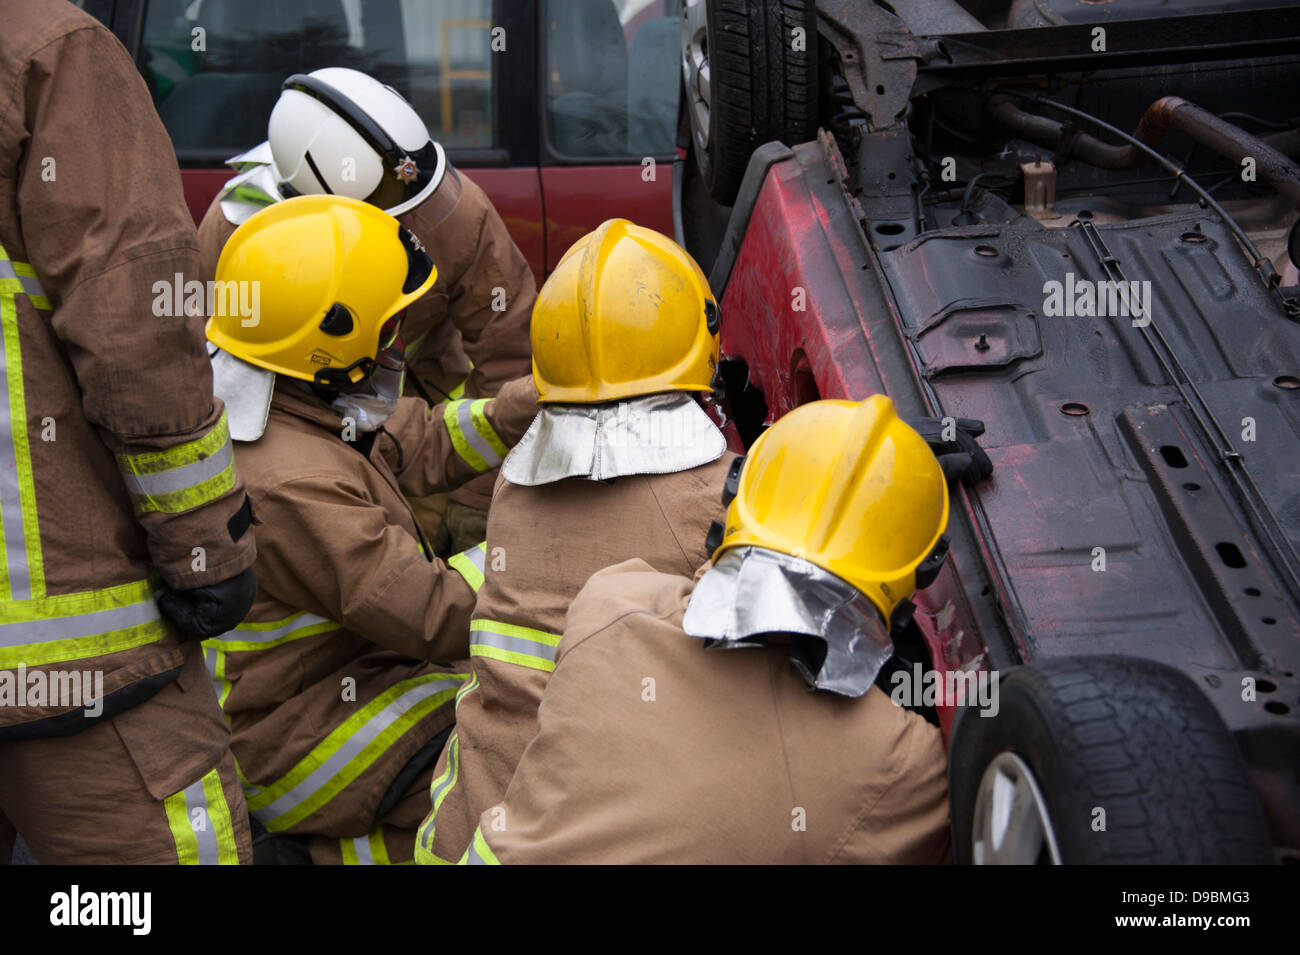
[182, 165, 551, 280]
[456, 167, 546, 280]
[181, 161, 666, 281]
[180, 169, 231, 233]
[540, 164, 675, 272]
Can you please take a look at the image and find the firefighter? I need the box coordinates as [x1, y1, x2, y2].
[461, 396, 990, 864]
[196, 67, 534, 554]
[0, 0, 257, 863]
[204, 193, 539, 864]
[415, 219, 735, 864]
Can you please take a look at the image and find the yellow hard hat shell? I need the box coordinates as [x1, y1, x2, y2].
[207, 194, 436, 383]
[717, 396, 949, 620]
[531, 218, 719, 403]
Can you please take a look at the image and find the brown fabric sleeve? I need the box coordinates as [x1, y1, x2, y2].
[451, 177, 535, 398]
[196, 193, 238, 286]
[15, 24, 253, 588]
[249, 474, 474, 662]
[412, 173, 535, 401]
[380, 376, 538, 498]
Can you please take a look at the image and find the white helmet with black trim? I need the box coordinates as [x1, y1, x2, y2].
[268, 67, 446, 217]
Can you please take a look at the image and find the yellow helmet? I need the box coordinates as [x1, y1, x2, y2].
[207, 194, 436, 386]
[530, 218, 719, 403]
[712, 396, 950, 620]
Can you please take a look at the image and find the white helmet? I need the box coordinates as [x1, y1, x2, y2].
[269, 67, 446, 217]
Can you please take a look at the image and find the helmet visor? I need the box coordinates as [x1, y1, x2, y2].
[366, 141, 444, 214]
[378, 311, 404, 352]
[398, 225, 434, 294]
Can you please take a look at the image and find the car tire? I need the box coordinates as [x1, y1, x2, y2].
[948, 655, 1274, 864]
[681, 0, 817, 205]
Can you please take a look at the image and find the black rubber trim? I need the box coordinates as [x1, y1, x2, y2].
[672, 156, 687, 247]
[319, 303, 353, 336]
[375, 724, 453, 822]
[227, 494, 254, 542]
[708, 141, 795, 300]
[304, 150, 334, 195]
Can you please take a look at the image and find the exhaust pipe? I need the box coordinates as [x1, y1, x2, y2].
[988, 94, 1300, 213]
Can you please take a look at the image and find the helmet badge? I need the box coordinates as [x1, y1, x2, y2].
[394, 157, 419, 183]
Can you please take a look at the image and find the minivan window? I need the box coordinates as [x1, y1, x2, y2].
[142, 0, 495, 161]
[544, 0, 681, 160]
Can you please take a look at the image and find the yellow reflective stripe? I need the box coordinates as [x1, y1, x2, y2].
[115, 410, 237, 514]
[164, 768, 239, 864]
[201, 767, 242, 864]
[116, 408, 232, 476]
[0, 577, 166, 668]
[247, 672, 467, 832]
[0, 248, 51, 307]
[202, 644, 233, 713]
[448, 379, 466, 400]
[341, 837, 359, 865]
[343, 828, 398, 865]
[369, 828, 392, 865]
[414, 841, 456, 865]
[0, 291, 44, 600]
[470, 399, 509, 460]
[462, 826, 500, 865]
[444, 400, 488, 472]
[444, 398, 507, 473]
[163, 786, 199, 864]
[469, 619, 560, 673]
[447, 541, 487, 592]
[416, 674, 479, 864]
[201, 611, 336, 652]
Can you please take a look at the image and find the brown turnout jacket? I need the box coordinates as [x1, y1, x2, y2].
[205, 377, 537, 837]
[417, 448, 735, 863]
[0, 2, 255, 750]
[469, 561, 953, 864]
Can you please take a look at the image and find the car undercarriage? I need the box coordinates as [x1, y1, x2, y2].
[679, 0, 1300, 862]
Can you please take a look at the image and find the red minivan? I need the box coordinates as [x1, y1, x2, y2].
[83, 0, 682, 278]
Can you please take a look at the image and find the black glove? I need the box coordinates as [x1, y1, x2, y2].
[157, 567, 258, 640]
[909, 416, 994, 487]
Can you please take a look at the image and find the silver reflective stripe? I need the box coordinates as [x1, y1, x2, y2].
[0, 595, 160, 647]
[353, 835, 374, 865]
[465, 838, 491, 865]
[183, 776, 221, 866]
[464, 543, 486, 573]
[471, 626, 558, 664]
[207, 612, 330, 644]
[456, 401, 501, 469]
[0, 260, 46, 297]
[421, 734, 459, 853]
[119, 440, 233, 496]
[203, 645, 224, 703]
[0, 308, 30, 601]
[252, 677, 461, 824]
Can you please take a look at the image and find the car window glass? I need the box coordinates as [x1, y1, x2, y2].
[544, 0, 681, 160]
[76, 0, 116, 26]
[141, 0, 495, 161]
